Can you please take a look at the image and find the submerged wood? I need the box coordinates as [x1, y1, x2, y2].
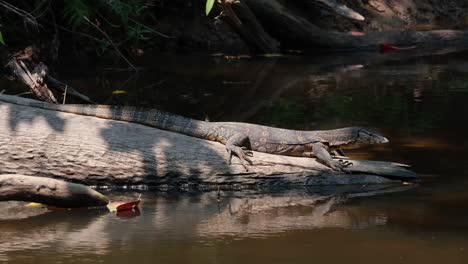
[0, 98, 418, 188]
[0, 174, 109, 208]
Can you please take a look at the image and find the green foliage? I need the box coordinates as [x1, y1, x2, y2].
[106, 0, 147, 25]
[104, 0, 152, 41]
[206, 0, 215, 16]
[0, 31, 4, 45]
[63, 0, 156, 47]
[127, 23, 152, 40]
[64, 0, 92, 28]
[63, 0, 148, 29]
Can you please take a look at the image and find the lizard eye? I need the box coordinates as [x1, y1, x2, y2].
[358, 131, 372, 141]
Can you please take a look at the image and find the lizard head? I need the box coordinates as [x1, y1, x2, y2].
[349, 127, 389, 148]
[333, 127, 389, 149]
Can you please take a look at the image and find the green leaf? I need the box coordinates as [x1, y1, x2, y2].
[63, 0, 92, 28]
[0, 31, 5, 45]
[206, 0, 215, 16]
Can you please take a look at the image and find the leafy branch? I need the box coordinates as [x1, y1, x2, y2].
[0, 31, 4, 45]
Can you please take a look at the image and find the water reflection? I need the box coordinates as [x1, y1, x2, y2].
[0, 185, 414, 262]
[0, 207, 109, 262]
[196, 194, 384, 238]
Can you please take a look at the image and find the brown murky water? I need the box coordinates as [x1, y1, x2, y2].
[2, 49, 468, 263]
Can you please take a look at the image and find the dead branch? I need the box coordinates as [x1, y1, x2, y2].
[7, 59, 57, 103]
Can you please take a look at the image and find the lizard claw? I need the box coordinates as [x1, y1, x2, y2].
[241, 147, 254, 157]
[329, 160, 345, 172]
[339, 159, 353, 167]
[329, 159, 353, 173]
[329, 159, 353, 172]
[226, 145, 253, 171]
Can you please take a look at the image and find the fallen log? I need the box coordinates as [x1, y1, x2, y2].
[0, 174, 109, 208]
[0, 96, 418, 188]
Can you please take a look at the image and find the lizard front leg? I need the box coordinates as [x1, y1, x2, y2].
[330, 148, 353, 167]
[225, 133, 253, 171]
[312, 142, 347, 172]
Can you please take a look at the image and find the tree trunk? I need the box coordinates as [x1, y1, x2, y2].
[219, 0, 279, 53]
[0, 174, 109, 207]
[0, 98, 418, 189]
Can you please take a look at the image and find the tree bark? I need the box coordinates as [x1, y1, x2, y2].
[314, 0, 365, 21]
[219, 0, 279, 53]
[0, 174, 109, 207]
[0, 98, 418, 189]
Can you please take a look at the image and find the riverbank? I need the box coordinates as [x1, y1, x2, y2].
[1, 1, 468, 62]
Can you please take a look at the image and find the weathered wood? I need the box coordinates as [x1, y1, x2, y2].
[0, 98, 418, 188]
[315, 0, 365, 21]
[6, 47, 93, 104]
[0, 174, 109, 207]
[7, 59, 57, 103]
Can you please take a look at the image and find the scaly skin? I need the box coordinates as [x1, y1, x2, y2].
[0, 94, 389, 171]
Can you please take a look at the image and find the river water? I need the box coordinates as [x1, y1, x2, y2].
[2, 49, 468, 263]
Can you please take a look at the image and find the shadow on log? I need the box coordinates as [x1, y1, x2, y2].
[0, 174, 109, 208]
[0, 95, 418, 189]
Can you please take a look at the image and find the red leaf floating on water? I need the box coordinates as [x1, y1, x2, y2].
[349, 31, 366, 36]
[107, 194, 141, 212]
[379, 44, 417, 54]
[116, 200, 140, 211]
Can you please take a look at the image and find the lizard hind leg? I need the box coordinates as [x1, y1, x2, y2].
[225, 133, 253, 171]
